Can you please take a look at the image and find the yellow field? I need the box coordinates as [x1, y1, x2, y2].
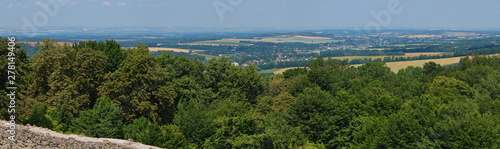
[148, 47, 202, 53]
[275, 56, 462, 74]
[273, 54, 500, 74]
[273, 67, 302, 74]
[352, 57, 464, 72]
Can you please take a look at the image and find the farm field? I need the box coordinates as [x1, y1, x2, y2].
[329, 52, 448, 60]
[180, 41, 252, 46]
[148, 47, 203, 53]
[259, 68, 285, 74]
[261, 35, 343, 44]
[180, 39, 257, 46]
[20, 41, 74, 46]
[273, 67, 303, 74]
[274, 54, 463, 74]
[348, 47, 392, 50]
[182, 35, 344, 46]
[378, 54, 499, 72]
[351, 56, 464, 72]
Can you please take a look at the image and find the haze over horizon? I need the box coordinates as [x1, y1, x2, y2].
[1, 0, 499, 30]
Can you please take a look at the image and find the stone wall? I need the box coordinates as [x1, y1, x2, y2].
[0, 120, 161, 149]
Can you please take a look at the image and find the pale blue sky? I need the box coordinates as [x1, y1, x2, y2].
[1, 0, 499, 29]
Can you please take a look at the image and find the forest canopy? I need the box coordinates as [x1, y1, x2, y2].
[2, 37, 500, 148]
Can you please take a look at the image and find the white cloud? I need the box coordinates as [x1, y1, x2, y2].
[102, 1, 112, 6]
[117, 2, 127, 6]
[6, 4, 14, 8]
[34, 1, 41, 5]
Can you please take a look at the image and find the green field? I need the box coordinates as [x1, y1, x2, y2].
[261, 37, 344, 44]
[349, 47, 391, 50]
[329, 52, 448, 61]
[259, 68, 284, 74]
[182, 35, 345, 46]
[202, 42, 251, 46]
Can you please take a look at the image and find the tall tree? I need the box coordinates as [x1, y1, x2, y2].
[29, 44, 107, 114]
[72, 40, 125, 72]
[206, 57, 263, 103]
[0, 37, 31, 119]
[99, 44, 176, 124]
[71, 96, 123, 138]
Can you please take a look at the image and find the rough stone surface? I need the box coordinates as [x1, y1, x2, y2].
[0, 120, 162, 149]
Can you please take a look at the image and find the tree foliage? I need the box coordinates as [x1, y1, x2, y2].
[71, 96, 123, 138]
[8, 38, 500, 148]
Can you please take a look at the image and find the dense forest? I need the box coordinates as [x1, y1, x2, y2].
[2, 37, 500, 148]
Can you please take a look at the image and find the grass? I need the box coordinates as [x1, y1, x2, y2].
[180, 38, 268, 46]
[273, 67, 303, 74]
[274, 52, 456, 74]
[148, 47, 203, 53]
[202, 42, 252, 46]
[352, 57, 464, 72]
[181, 35, 345, 46]
[180, 41, 252, 46]
[328, 52, 448, 60]
[259, 68, 285, 74]
[261, 36, 343, 44]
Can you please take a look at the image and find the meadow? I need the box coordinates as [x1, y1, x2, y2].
[181, 35, 344, 46]
[327, 52, 448, 61]
[148, 47, 203, 53]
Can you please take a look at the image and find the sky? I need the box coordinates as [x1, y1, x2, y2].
[1, 0, 499, 29]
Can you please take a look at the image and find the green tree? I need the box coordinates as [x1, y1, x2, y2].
[72, 40, 126, 72]
[71, 96, 123, 138]
[289, 87, 337, 146]
[124, 117, 161, 145]
[0, 37, 31, 120]
[206, 57, 263, 103]
[174, 98, 216, 146]
[28, 42, 107, 115]
[99, 44, 176, 124]
[158, 125, 190, 149]
[53, 104, 73, 133]
[23, 104, 54, 129]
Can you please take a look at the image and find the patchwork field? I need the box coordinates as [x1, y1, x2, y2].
[148, 47, 203, 53]
[274, 55, 464, 74]
[20, 41, 74, 46]
[398, 35, 443, 38]
[294, 35, 332, 40]
[261, 35, 343, 44]
[351, 57, 464, 72]
[329, 52, 448, 60]
[182, 35, 343, 46]
[180, 39, 258, 46]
